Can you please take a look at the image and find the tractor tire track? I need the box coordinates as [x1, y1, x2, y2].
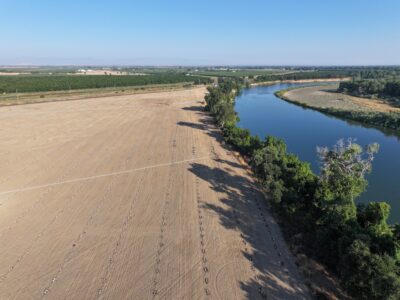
[151, 125, 179, 298]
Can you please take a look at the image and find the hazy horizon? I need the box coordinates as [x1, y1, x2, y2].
[2, 64, 400, 68]
[1, 0, 400, 66]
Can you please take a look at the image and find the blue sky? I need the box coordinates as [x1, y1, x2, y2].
[1, 0, 399, 65]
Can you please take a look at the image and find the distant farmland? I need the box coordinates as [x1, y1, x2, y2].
[193, 69, 289, 78]
[0, 74, 211, 93]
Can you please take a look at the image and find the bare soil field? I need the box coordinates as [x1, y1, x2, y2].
[0, 87, 309, 299]
[284, 85, 400, 113]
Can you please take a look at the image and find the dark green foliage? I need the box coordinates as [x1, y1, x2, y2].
[339, 80, 400, 98]
[251, 137, 317, 217]
[204, 80, 242, 127]
[256, 70, 354, 82]
[339, 80, 400, 107]
[205, 79, 400, 299]
[222, 125, 262, 155]
[251, 137, 288, 203]
[0, 74, 211, 93]
[339, 239, 400, 300]
[357, 202, 391, 236]
[357, 203, 400, 258]
[384, 81, 400, 98]
[195, 69, 285, 78]
[339, 80, 386, 96]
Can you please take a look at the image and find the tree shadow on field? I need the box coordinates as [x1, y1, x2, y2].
[179, 102, 309, 298]
[182, 105, 204, 112]
[178, 104, 227, 144]
[177, 118, 223, 142]
[176, 121, 205, 131]
[214, 157, 244, 170]
[189, 162, 310, 299]
[180, 101, 326, 299]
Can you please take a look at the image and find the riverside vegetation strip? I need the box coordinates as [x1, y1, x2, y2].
[205, 79, 400, 299]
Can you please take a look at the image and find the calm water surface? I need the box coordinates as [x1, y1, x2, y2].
[235, 83, 400, 223]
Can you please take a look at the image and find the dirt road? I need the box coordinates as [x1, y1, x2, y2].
[0, 87, 309, 299]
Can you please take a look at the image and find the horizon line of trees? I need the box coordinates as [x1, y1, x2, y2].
[254, 70, 354, 82]
[205, 79, 400, 299]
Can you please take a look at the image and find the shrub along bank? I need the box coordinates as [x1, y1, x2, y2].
[205, 79, 400, 299]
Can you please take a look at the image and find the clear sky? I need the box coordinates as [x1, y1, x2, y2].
[1, 0, 400, 66]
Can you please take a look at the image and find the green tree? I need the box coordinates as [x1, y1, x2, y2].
[357, 202, 391, 236]
[339, 239, 400, 300]
[316, 139, 379, 222]
[250, 136, 287, 203]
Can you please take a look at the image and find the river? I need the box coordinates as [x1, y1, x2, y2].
[235, 83, 400, 223]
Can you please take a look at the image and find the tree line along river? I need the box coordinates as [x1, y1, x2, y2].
[235, 83, 400, 223]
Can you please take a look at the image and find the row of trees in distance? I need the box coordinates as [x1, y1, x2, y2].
[0, 74, 211, 93]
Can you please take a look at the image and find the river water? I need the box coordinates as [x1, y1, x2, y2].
[235, 83, 400, 223]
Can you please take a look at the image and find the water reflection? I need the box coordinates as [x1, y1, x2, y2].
[235, 83, 400, 223]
